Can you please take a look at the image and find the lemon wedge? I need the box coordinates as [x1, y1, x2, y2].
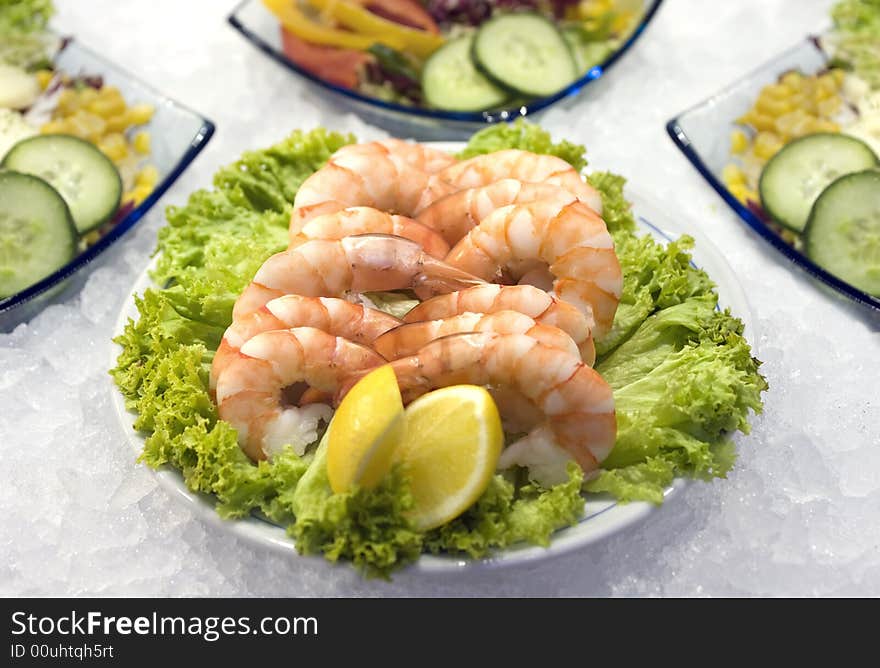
[394, 385, 503, 531]
[326, 364, 404, 494]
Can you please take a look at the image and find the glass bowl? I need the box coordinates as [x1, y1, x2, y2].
[0, 38, 215, 331]
[666, 37, 880, 314]
[228, 0, 664, 139]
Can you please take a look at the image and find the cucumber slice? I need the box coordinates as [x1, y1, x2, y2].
[562, 27, 613, 76]
[2, 134, 122, 234]
[422, 35, 509, 112]
[473, 13, 578, 97]
[0, 171, 77, 299]
[804, 169, 880, 297]
[758, 132, 879, 232]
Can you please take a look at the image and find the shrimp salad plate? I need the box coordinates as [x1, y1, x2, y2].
[111, 122, 767, 578]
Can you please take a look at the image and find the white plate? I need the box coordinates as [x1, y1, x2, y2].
[110, 146, 756, 574]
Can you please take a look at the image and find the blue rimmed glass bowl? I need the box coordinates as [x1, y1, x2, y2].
[666, 37, 880, 314]
[0, 39, 215, 331]
[228, 0, 663, 139]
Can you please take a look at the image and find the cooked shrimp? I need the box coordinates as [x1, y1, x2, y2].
[342, 332, 616, 486]
[215, 327, 384, 461]
[232, 235, 484, 320]
[290, 206, 450, 259]
[438, 150, 600, 208]
[444, 200, 622, 339]
[290, 141, 455, 233]
[403, 283, 595, 365]
[211, 295, 402, 393]
[333, 139, 457, 173]
[373, 310, 579, 360]
[417, 179, 603, 246]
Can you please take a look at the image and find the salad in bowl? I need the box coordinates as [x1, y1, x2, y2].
[0, 0, 213, 325]
[230, 0, 660, 125]
[112, 122, 766, 577]
[669, 0, 880, 310]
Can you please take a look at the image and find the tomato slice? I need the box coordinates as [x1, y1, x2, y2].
[280, 29, 371, 89]
[361, 0, 440, 34]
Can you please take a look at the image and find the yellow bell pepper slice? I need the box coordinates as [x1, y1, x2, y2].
[304, 0, 445, 58]
[261, 0, 407, 52]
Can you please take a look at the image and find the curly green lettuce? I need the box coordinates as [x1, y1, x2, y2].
[0, 0, 55, 69]
[456, 119, 589, 172]
[289, 436, 423, 578]
[589, 298, 767, 502]
[830, 0, 880, 88]
[587, 171, 717, 356]
[425, 465, 585, 558]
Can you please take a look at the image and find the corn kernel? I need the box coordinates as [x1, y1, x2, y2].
[809, 118, 840, 133]
[830, 68, 846, 86]
[722, 164, 746, 186]
[813, 85, 835, 102]
[788, 92, 809, 110]
[611, 11, 635, 34]
[728, 183, 749, 202]
[130, 185, 153, 205]
[87, 94, 126, 118]
[82, 229, 102, 247]
[102, 144, 128, 162]
[35, 69, 53, 90]
[580, 0, 611, 19]
[736, 110, 754, 126]
[730, 129, 749, 154]
[756, 94, 792, 117]
[40, 120, 67, 134]
[101, 132, 126, 149]
[132, 131, 151, 155]
[761, 83, 793, 99]
[135, 165, 159, 188]
[753, 131, 783, 160]
[780, 70, 804, 89]
[774, 109, 808, 136]
[98, 132, 128, 162]
[105, 113, 129, 132]
[66, 111, 107, 142]
[126, 103, 155, 126]
[56, 89, 79, 116]
[817, 72, 839, 92]
[817, 96, 842, 117]
[76, 88, 99, 107]
[748, 112, 776, 132]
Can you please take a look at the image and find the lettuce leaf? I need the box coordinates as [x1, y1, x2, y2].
[289, 437, 422, 579]
[425, 465, 585, 558]
[597, 229, 716, 357]
[588, 298, 767, 502]
[113, 128, 356, 531]
[0, 0, 55, 69]
[830, 0, 880, 88]
[0, 0, 52, 34]
[587, 171, 637, 235]
[456, 118, 588, 172]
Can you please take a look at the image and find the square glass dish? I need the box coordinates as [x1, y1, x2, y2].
[0, 38, 215, 330]
[666, 37, 880, 314]
[228, 0, 663, 138]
